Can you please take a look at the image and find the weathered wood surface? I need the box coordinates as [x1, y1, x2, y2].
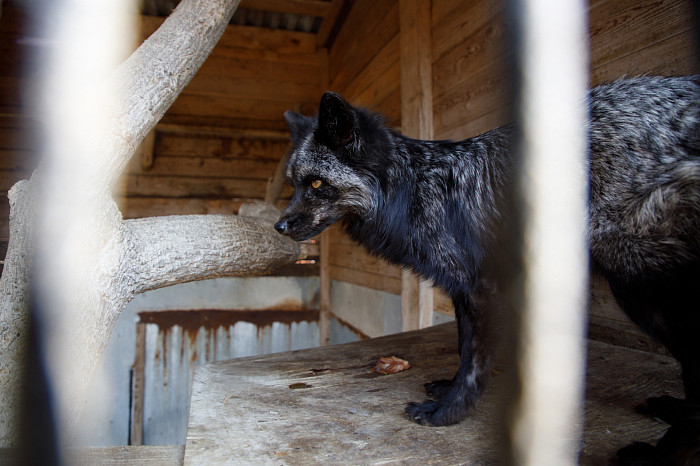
[185, 322, 681, 465]
[0, 445, 185, 465]
[67, 446, 185, 465]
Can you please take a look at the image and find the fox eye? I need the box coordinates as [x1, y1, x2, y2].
[311, 179, 323, 189]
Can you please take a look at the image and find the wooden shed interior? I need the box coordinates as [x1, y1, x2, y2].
[0, 0, 698, 462]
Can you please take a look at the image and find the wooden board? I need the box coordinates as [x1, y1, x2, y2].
[328, 0, 398, 93]
[431, 0, 511, 140]
[0, 446, 185, 465]
[326, 0, 401, 126]
[185, 322, 682, 465]
[589, 0, 697, 80]
[67, 446, 185, 465]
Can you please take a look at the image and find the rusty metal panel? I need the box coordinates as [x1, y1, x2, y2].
[136, 310, 319, 445]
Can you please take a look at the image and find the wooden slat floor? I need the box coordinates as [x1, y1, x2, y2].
[184, 321, 682, 465]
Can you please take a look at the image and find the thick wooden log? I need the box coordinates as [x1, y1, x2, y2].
[124, 215, 306, 295]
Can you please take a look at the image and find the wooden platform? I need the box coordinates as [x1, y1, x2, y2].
[185, 322, 682, 465]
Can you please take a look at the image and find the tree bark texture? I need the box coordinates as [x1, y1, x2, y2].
[123, 215, 304, 295]
[104, 0, 244, 191]
[0, 180, 36, 446]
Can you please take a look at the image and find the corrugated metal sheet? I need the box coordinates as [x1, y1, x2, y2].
[142, 0, 327, 33]
[136, 309, 320, 445]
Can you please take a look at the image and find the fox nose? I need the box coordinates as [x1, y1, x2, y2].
[274, 219, 288, 234]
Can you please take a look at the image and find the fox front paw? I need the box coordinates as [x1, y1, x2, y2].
[404, 399, 465, 426]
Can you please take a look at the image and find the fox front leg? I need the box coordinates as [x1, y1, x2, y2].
[404, 291, 489, 426]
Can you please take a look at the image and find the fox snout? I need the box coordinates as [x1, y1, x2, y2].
[273, 218, 290, 235]
[275, 201, 345, 241]
[274, 211, 318, 241]
[274, 214, 305, 236]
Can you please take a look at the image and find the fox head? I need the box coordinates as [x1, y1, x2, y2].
[274, 92, 389, 241]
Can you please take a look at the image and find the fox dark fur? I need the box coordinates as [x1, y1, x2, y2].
[275, 76, 700, 432]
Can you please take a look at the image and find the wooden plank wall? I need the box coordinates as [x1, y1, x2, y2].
[117, 16, 324, 218]
[326, 0, 699, 342]
[0, 6, 323, 227]
[432, 0, 512, 141]
[325, 0, 404, 298]
[328, 0, 401, 126]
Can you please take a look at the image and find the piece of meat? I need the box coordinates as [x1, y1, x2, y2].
[373, 356, 410, 374]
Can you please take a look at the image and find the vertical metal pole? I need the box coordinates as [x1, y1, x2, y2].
[505, 0, 590, 464]
[318, 47, 332, 346]
[34, 0, 137, 456]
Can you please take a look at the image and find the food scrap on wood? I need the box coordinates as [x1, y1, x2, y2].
[373, 356, 410, 374]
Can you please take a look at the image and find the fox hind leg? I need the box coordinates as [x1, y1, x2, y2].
[606, 261, 700, 464]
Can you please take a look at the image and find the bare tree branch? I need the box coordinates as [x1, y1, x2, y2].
[124, 215, 305, 296]
[104, 0, 243, 189]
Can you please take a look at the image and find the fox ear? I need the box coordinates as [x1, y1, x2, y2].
[317, 92, 357, 149]
[284, 111, 314, 146]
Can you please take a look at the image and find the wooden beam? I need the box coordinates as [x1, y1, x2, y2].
[329, 242, 401, 280]
[316, 0, 352, 49]
[139, 130, 156, 171]
[401, 270, 435, 331]
[399, 0, 433, 140]
[155, 123, 290, 140]
[319, 230, 331, 346]
[265, 149, 291, 205]
[65, 446, 185, 464]
[125, 156, 280, 179]
[399, 0, 434, 330]
[117, 197, 248, 218]
[121, 174, 293, 200]
[316, 46, 332, 345]
[329, 265, 402, 295]
[130, 323, 146, 446]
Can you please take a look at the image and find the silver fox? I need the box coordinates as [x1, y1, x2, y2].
[276, 76, 700, 460]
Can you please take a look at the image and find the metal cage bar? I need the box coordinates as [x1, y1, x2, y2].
[504, 0, 590, 464]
